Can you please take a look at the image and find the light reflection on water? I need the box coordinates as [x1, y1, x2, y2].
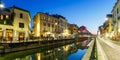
[0, 40, 89, 60]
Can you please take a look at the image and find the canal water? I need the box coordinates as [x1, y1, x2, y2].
[0, 40, 89, 60]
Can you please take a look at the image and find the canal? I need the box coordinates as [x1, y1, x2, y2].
[0, 40, 89, 60]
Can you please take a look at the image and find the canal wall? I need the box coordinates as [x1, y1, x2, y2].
[82, 40, 95, 60]
[0, 39, 75, 53]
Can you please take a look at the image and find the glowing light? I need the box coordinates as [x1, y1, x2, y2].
[37, 23, 40, 36]
[36, 53, 41, 60]
[63, 45, 70, 51]
[55, 23, 57, 25]
[0, 2, 4, 8]
[118, 28, 120, 33]
[110, 31, 114, 38]
[105, 33, 109, 37]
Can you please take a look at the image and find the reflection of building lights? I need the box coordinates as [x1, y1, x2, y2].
[48, 50, 50, 53]
[70, 43, 75, 47]
[36, 53, 41, 60]
[63, 45, 69, 51]
[56, 58, 58, 60]
[58, 48, 61, 51]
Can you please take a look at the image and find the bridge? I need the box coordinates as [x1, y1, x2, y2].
[82, 36, 120, 60]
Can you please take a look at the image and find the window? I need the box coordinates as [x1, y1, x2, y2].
[6, 15, 9, 19]
[3, 15, 6, 19]
[43, 22, 46, 26]
[117, 8, 119, 14]
[44, 16, 45, 20]
[44, 27, 46, 32]
[52, 19, 54, 23]
[20, 13, 23, 18]
[52, 24, 54, 28]
[48, 23, 50, 27]
[48, 17, 50, 21]
[48, 27, 50, 31]
[19, 23, 24, 28]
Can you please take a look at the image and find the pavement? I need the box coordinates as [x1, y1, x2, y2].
[97, 36, 120, 60]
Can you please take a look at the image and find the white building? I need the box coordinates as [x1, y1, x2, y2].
[0, 6, 31, 41]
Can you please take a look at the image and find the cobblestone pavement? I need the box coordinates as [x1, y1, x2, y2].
[97, 37, 120, 60]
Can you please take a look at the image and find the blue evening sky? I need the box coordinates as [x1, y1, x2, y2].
[2, 0, 116, 34]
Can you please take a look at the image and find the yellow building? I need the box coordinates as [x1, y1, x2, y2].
[68, 24, 78, 35]
[0, 6, 31, 41]
[52, 14, 68, 38]
[102, 14, 113, 38]
[33, 12, 68, 38]
[107, 14, 113, 33]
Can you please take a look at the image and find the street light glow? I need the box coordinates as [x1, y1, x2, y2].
[0, 4, 4, 8]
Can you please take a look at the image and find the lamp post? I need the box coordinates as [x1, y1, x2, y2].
[0, 0, 4, 10]
[0, 0, 4, 20]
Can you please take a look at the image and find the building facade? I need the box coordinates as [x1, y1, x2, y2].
[69, 24, 78, 35]
[112, 0, 120, 40]
[0, 6, 31, 41]
[98, 14, 113, 38]
[33, 12, 68, 39]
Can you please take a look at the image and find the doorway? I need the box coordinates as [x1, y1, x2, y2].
[19, 32, 25, 40]
[6, 29, 13, 41]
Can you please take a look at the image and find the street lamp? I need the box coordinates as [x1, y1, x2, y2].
[0, 0, 4, 10]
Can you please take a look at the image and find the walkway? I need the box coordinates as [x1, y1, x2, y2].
[97, 37, 120, 60]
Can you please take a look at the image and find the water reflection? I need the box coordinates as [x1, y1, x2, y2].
[68, 49, 87, 60]
[0, 40, 88, 60]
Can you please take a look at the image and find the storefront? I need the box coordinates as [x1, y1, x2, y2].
[0, 29, 3, 40]
[19, 32, 25, 40]
[6, 29, 13, 41]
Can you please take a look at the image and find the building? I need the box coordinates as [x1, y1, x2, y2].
[98, 14, 113, 38]
[33, 12, 54, 38]
[98, 25, 104, 37]
[69, 24, 78, 35]
[0, 5, 31, 41]
[112, 0, 120, 40]
[33, 12, 68, 39]
[52, 14, 68, 38]
[102, 14, 113, 38]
